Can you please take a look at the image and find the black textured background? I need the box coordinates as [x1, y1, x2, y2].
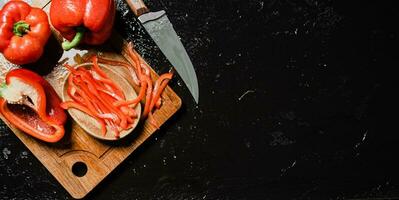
[0, 0, 396, 199]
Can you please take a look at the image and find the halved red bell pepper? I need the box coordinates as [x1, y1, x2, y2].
[0, 69, 67, 143]
[49, 0, 115, 50]
[0, 1, 51, 65]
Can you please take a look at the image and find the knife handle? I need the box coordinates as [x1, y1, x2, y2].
[125, 0, 149, 17]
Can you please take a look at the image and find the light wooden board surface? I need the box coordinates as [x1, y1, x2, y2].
[0, 1, 181, 199]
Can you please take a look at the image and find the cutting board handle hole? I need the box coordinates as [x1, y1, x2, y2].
[72, 162, 88, 177]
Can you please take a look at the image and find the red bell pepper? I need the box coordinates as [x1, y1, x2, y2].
[0, 69, 67, 143]
[49, 0, 116, 50]
[0, 1, 51, 65]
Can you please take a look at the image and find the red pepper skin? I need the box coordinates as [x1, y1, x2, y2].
[0, 99, 65, 143]
[0, 1, 51, 65]
[6, 69, 67, 125]
[49, 0, 115, 49]
[0, 69, 67, 143]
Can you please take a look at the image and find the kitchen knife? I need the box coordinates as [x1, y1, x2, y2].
[125, 0, 199, 103]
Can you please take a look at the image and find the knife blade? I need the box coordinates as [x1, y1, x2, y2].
[125, 0, 199, 103]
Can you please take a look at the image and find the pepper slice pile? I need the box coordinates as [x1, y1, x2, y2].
[95, 43, 174, 126]
[61, 56, 138, 138]
[0, 69, 67, 143]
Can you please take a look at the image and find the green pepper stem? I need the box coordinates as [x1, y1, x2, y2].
[13, 21, 30, 37]
[62, 27, 85, 51]
[0, 83, 8, 98]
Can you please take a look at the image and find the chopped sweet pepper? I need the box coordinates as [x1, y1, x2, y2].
[0, 1, 51, 65]
[49, 0, 116, 50]
[0, 69, 67, 143]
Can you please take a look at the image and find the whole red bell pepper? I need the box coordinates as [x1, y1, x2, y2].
[0, 1, 51, 65]
[49, 0, 115, 50]
[0, 69, 67, 143]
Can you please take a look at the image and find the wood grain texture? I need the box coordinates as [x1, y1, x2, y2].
[0, 1, 181, 199]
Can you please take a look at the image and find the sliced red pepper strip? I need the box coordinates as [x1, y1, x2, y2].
[91, 56, 109, 78]
[126, 116, 134, 124]
[74, 82, 119, 124]
[98, 113, 118, 121]
[67, 85, 86, 105]
[140, 61, 151, 77]
[113, 80, 147, 107]
[98, 88, 124, 101]
[76, 66, 124, 101]
[152, 73, 173, 100]
[65, 64, 77, 74]
[75, 67, 121, 99]
[96, 56, 140, 85]
[120, 106, 129, 116]
[126, 43, 143, 78]
[91, 73, 125, 99]
[74, 73, 128, 129]
[71, 73, 121, 131]
[126, 43, 152, 77]
[73, 76, 107, 113]
[61, 101, 94, 117]
[69, 75, 102, 119]
[99, 93, 128, 129]
[128, 107, 137, 118]
[142, 75, 153, 118]
[60, 101, 107, 136]
[150, 73, 173, 113]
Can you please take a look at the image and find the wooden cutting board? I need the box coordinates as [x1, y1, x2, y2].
[0, 1, 181, 199]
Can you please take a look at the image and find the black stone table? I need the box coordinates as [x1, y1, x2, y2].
[0, 0, 396, 199]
